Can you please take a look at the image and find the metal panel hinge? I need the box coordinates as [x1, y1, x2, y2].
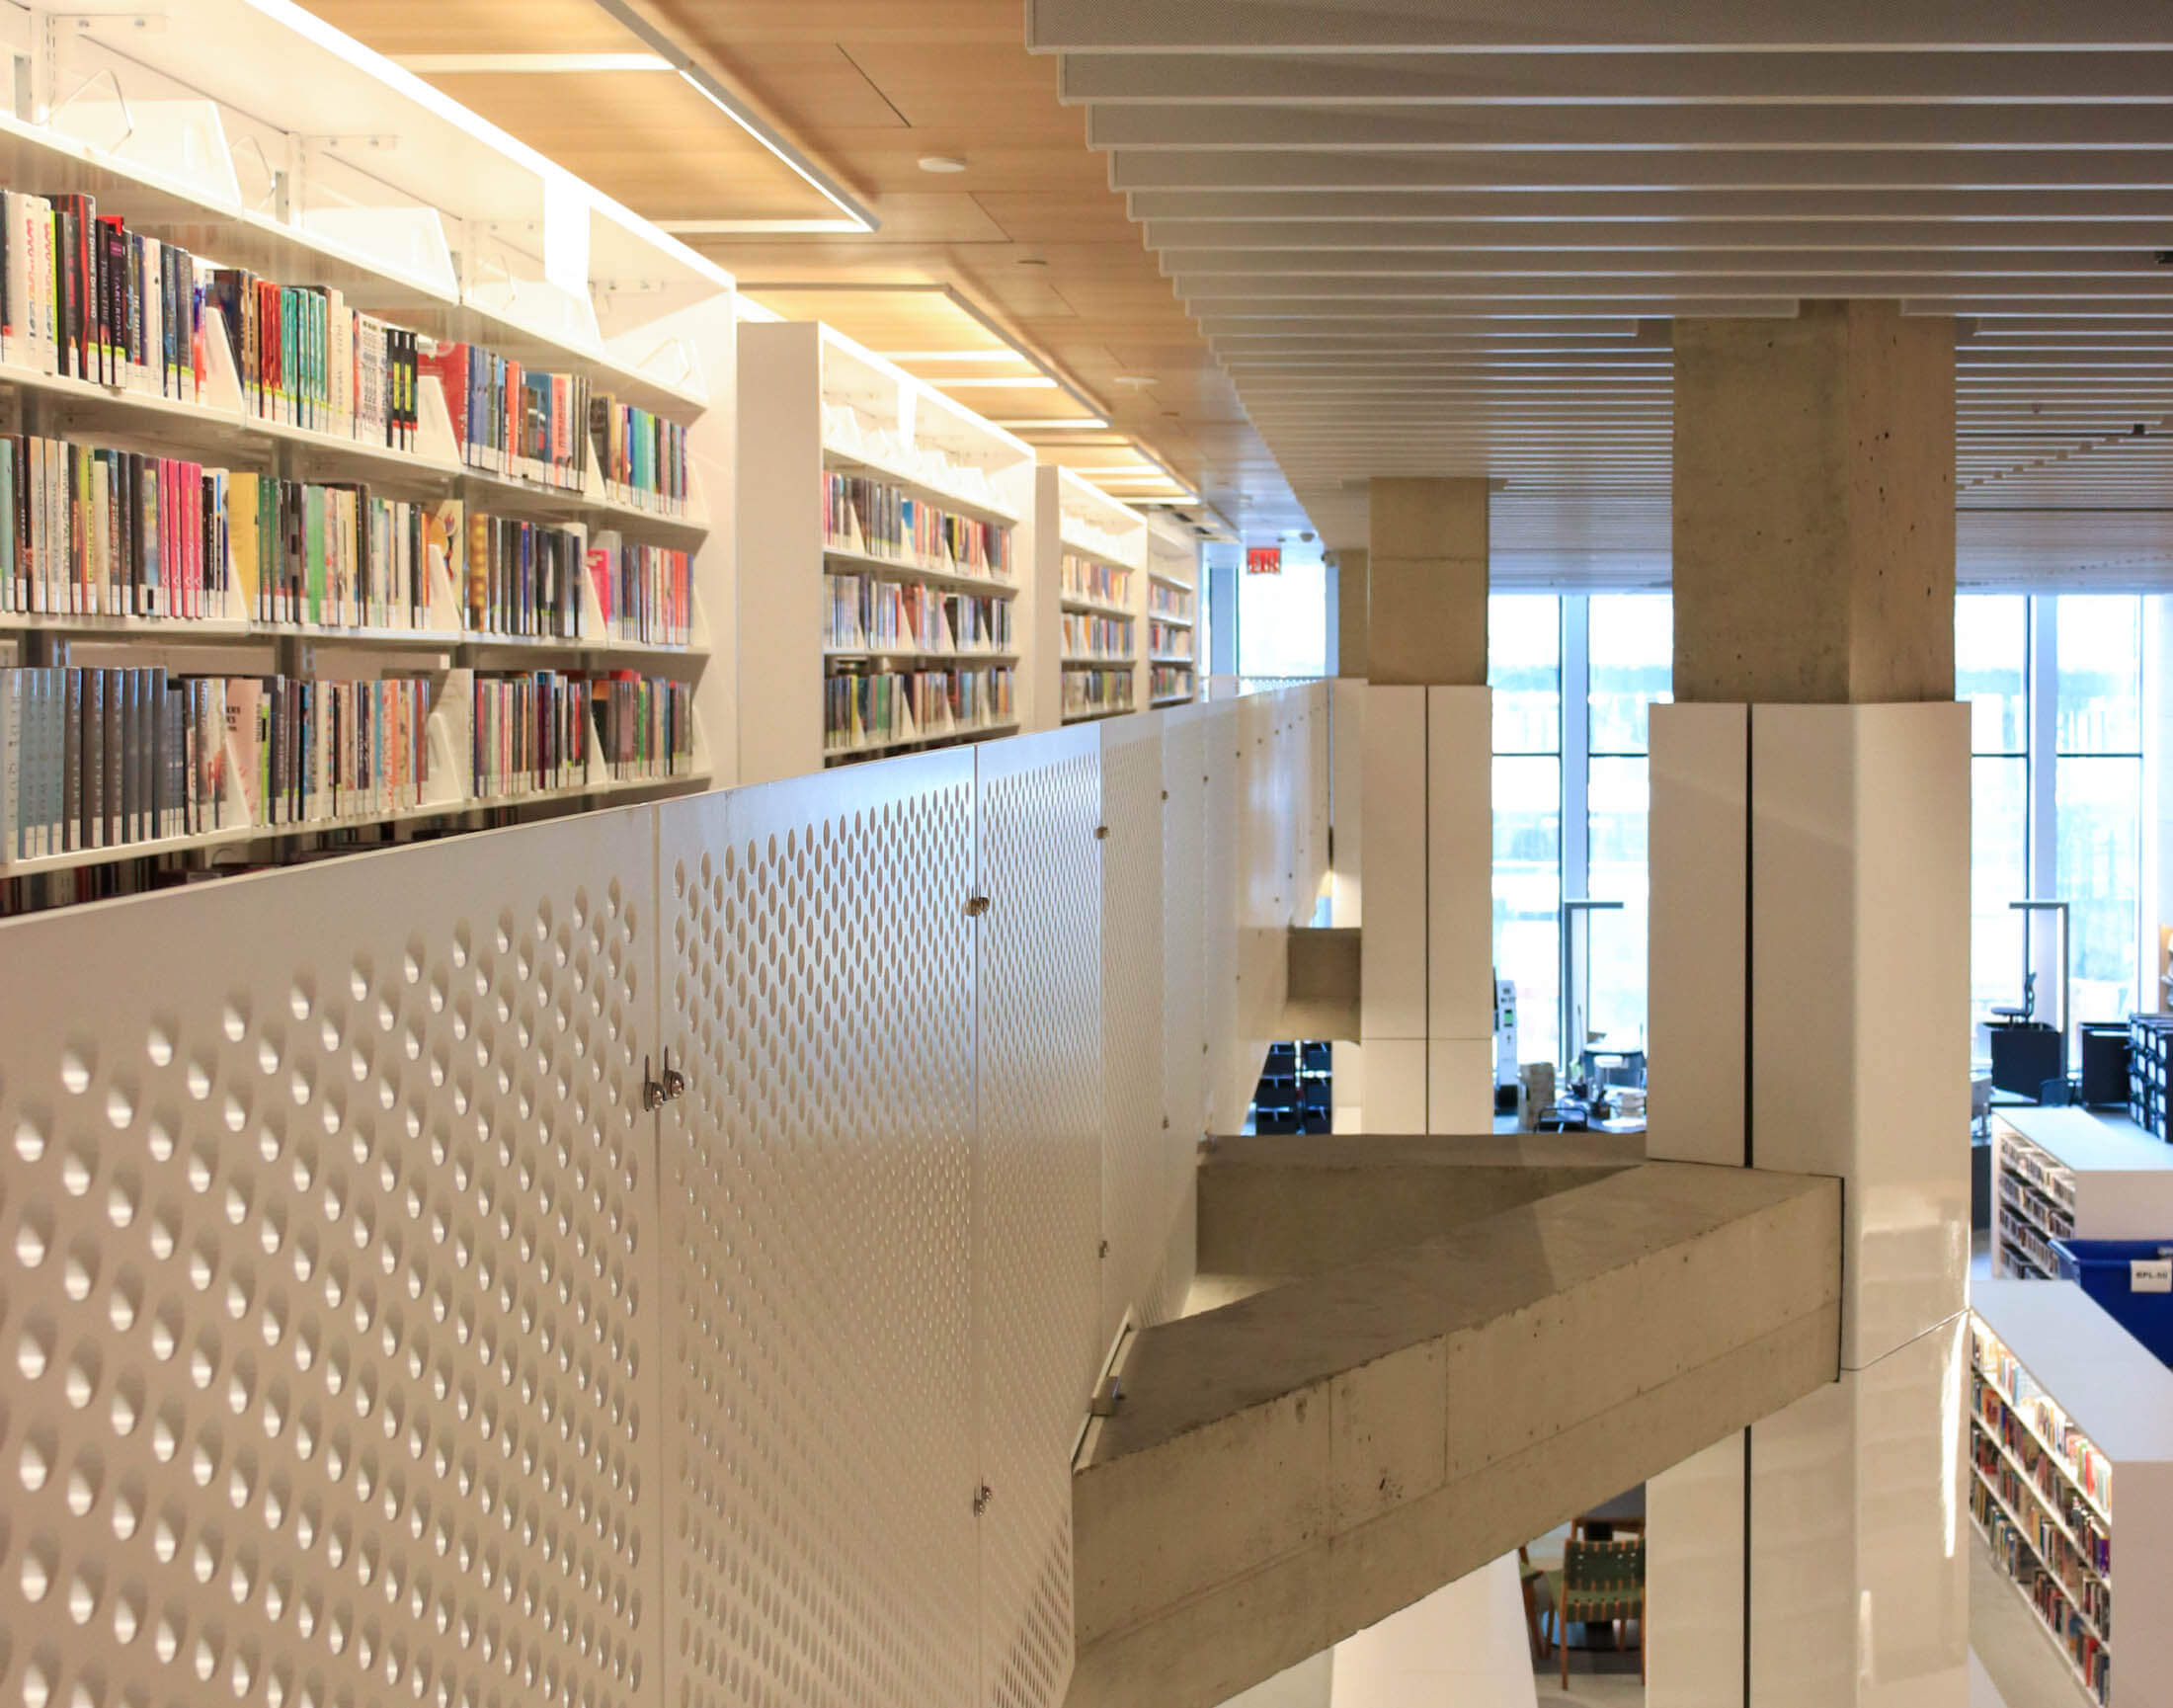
[973, 1484, 994, 1516]
[1093, 825, 1109, 841]
[964, 894, 992, 917]
[641, 1050, 687, 1111]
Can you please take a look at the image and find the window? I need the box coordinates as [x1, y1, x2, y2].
[1958, 597, 2031, 1036]
[1584, 596, 1672, 1048]
[1490, 596, 1563, 1066]
[2054, 596, 2141, 1028]
[1955, 594, 2144, 1056]
[1236, 546, 1328, 679]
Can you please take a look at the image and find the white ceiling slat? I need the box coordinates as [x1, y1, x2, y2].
[1026, 0, 2173, 53]
[1030, 5, 2173, 575]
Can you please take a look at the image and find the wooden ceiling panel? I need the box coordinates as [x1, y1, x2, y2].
[307, 0, 640, 55]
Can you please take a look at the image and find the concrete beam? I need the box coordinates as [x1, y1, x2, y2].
[1067, 1162, 1842, 1708]
[1283, 927, 1362, 1041]
[1197, 1132, 1639, 1289]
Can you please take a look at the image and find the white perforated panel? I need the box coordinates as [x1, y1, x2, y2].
[1200, 700, 1247, 1134]
[973, 728, 1102, 1708]
[1154, 705, 1207, 1328]
[0, 812, 664, 1708]
[655, 756, 982, 1708]
[1095, 715, 1167, 1349]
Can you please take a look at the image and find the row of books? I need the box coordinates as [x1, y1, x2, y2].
[1972, 1370, 2112, 1575]
[823, 472, 1013, 580]
[0, 666, 227, 858]
[1971, 1429, 2111, 1625]
[0, 190, 205, 401]
[469, 670, 693, 798]
[1061, 553, 1130, 609]
[1148, 581, 1193, 620]
[1149, 620, 1194, 661]
[206, 269, 417, 449]
[590, 536, 693, 648]
[230, 472, 443, 632]
[1062, 669, 1133, 719]
[1150, 665, 1194, 702]
[1062, 612, 1132, 663]
[593, 399, 690, 516]
[465, 514, 588, 641]
[1972, 1484, 2110, 1703]
[823, 666, 1014, 756]
[0, 437, 221, 618]
[1974, 1330, 2114, 1511]
[822, 574, 1014, 659]
[420, 342, 590, 492]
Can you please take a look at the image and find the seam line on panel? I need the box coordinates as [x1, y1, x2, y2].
[1743, 708, 1754, 1174]
[1742, 1426, 1754, 1708]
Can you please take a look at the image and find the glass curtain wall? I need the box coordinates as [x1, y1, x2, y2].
[1490, 597, 1564, 1066]
[2055, 597, 2142, 1028]
[1488, 594, 1674, 1069]
[1955, 594, 2143, 1058]
[1585, 597, 1673, 1044]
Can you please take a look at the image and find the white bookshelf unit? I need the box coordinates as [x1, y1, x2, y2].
[739, 319, 1034, 779]
[1144, 511, 1200, 709]
[0, 0, 733, 904]
[1991, 1108, 2173, 1280]
[1035, 463, 1147, 727]
[1971, 1279, 2173, 1706]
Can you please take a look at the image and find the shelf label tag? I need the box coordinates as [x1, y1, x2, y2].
[2132, 1258, 2172, 1293]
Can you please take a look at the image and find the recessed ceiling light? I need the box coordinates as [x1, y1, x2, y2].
[918, 155, 968, 174]
[1112, 375, 1159, 391]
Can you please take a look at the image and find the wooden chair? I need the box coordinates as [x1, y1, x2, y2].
[1517, 1544, 1555, 1665]
[1556, 1536, 1646, 1689]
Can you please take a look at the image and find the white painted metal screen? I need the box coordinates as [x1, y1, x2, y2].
[0, 683, 1328, 1708]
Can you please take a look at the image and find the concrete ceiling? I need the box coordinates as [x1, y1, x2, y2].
[1024, 0, 2173, 586]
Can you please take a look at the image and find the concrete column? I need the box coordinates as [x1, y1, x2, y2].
[1650, 302, 1970, 1708]
[1358, 480, 1493, 1133]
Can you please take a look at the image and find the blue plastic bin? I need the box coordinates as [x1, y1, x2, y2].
[2051, 1238, 2173, 1367]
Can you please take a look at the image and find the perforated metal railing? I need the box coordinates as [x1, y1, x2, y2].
[0, 680, 1328, 1708]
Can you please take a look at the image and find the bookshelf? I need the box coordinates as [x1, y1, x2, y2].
[1144, 511, 1200, 709]
[0, 0, 732, 902]
[1034, 464, 1147, 727]
[1991, 1109, 2173, 1281]
[1970, 1280, 2173, 1707]
[738, 319, 1034, 780]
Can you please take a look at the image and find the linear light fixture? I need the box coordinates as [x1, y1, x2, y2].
[879, 350, 1032, 364]
[995, 417, 1111, 430]
[933, 376, 1059, 390]
[566, 0, 876, 234]
[394, 52, 674, 73]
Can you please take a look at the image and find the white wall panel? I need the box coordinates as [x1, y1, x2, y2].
[1202, 700, 1247, 1132]
[1099, 714, 1169, 1350]
[1749, 1319, 1969, 1708]
[1425, 1038, 1494, 1136]
[1329, 680, 1363, 932]
[1649, 704, 1749, 1168]
[656, 757, 982, 1708]
[0, 811, 665, 1708]
[1425, 687, 1494, 1053]
[1649, 1433, 1748, 1708]
[1751, 704, 1971, 1369]
[1358, 687, 1427, 1042]
[1158, 704, 1208, 1327]
[975, 727, 1105, 1708]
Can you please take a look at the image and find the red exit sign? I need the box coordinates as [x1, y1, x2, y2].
[1245, 545, 1283, 575]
